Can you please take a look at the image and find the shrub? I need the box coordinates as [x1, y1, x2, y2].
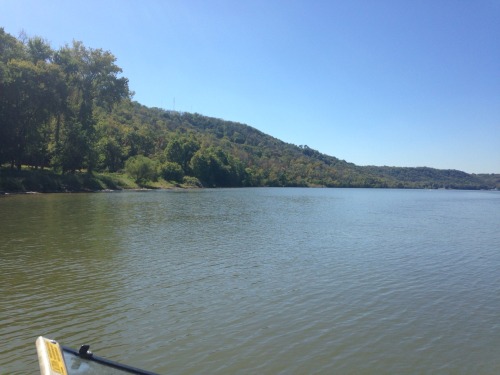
[125, 155, 158, 183]
[160, 161, 184, 182]
[182, 176, 203, 187]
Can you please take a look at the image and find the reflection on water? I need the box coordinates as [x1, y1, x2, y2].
[1, 189, 500, 374]
[1, 194, 124, 373]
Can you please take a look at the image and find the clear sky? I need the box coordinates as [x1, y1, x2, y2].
[1, 0, 499, 173]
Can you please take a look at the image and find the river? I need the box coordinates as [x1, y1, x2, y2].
[1, 188, 499, 374]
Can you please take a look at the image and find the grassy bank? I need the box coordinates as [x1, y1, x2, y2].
[0, 168, 191, 194]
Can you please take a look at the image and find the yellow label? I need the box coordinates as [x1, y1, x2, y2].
[44, 339, 68, 375]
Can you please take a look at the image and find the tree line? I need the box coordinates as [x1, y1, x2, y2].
[0, 29, 252, 187]
[0, 28, 129, 173]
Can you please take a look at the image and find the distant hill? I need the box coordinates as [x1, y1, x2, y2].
[362, 166, 498, 190]
[93, 100, 499, 189]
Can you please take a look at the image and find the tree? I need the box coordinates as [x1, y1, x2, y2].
[164, 138, 183, 165]
[0, 58, 65, 169]
[0, 28, 26, 62]
[190, 147, 245, 187]
[125, 155, 157, 183]
[0, 28, 27, 166]
[27, 37, 53, 63]
[53, 41, 129, 172]
[96, 136, 126, 172]
[164, 135, 200, 173]
[160, 161, 184, 182]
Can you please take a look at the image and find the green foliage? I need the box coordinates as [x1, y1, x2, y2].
[164, 135, 200, 173]
[182, 176, 203, 188]
[0, 28, 26, 62]
[0, 57, 65, 169]
[0, 29, 129, 173]
[125, 155, 157, 183]
[0, 167, 125, 192]
[96, 136, 126, 172]
[475, 173, 500, 189]
[190, 147, 245, 187]
[27, 37, 53, 63]
[363, 166, 491, 190]
[160, 161, 184, 182]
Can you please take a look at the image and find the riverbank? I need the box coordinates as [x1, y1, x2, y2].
[2, 167, 498, 194]
[0, 168, 197, 194]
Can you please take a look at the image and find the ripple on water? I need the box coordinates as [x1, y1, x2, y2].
[1, 189, 500, 374]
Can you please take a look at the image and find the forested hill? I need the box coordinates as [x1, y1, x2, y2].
[93, 101, 499, 189]
[1, 28, 498, 191]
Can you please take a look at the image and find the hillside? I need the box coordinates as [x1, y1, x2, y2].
[91, 100, 499, 190]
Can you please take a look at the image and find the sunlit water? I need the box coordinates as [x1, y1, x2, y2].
[1, 188, 499, 374]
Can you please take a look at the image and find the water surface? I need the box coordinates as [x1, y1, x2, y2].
[1, 188, 499, 374]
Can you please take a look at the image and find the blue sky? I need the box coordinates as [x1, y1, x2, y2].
[2, 0, 499, 173]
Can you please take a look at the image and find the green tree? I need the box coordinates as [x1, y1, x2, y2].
[0, 28, 26, 62]
[27, 36, 53, 63]
[164, 135, 200, 173]
[0, 29, 26, 166]
[125, 155, 157, 183]
[190, 147, 245, 187]
[96, 136, 126, 172]
[0, 58, 65, 169]
[53, 41, 129, 172]
[160, 161, 184, 182]
[164, 138, 183, 165]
